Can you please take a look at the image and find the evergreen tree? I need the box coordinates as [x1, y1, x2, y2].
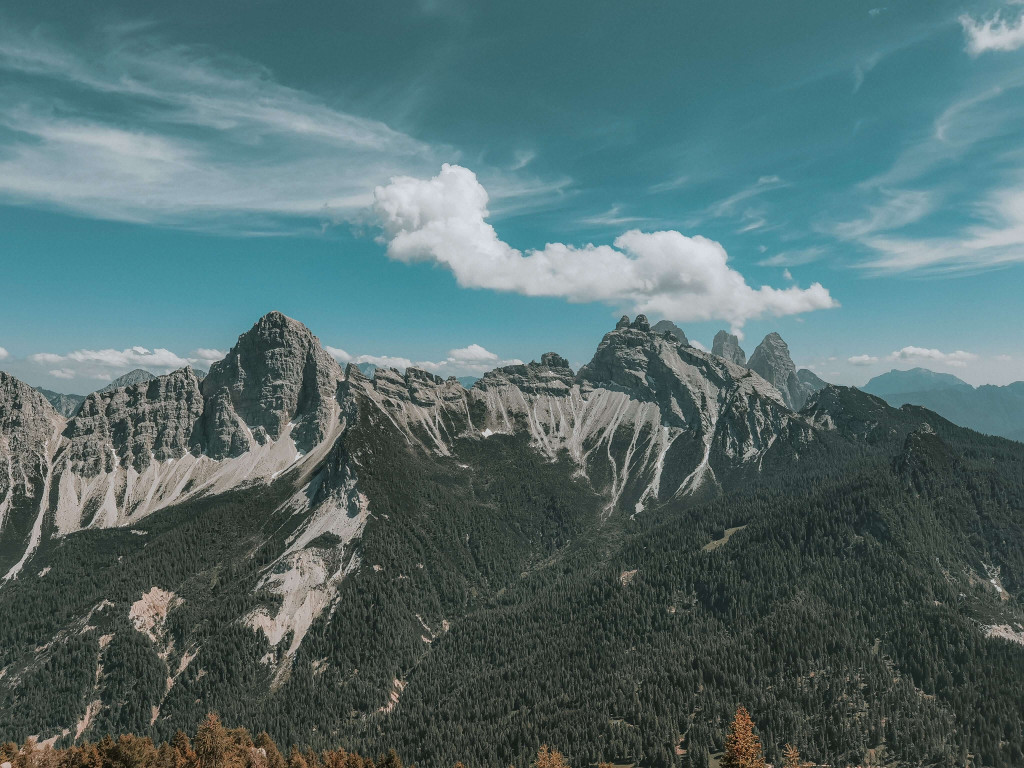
[721, 708, 765, 768]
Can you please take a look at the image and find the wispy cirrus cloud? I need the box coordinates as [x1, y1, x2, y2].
[372, 164, 836, 334]
[0, 24, 560, 231]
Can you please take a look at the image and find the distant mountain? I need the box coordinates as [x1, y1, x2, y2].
[862, 367, 972, 397]
[863, 369, 1024, 442]
[35, 387, 86, 418]
[97, 368, 157, 393]
[650, 319, 689, 346]
[4, 312, 1024, 767]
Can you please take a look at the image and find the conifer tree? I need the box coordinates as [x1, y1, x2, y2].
[532, 746, 569, 768]
[720, 707, 765, 768]
[781, 743, 803, 768]
[194, 714, 231, 768]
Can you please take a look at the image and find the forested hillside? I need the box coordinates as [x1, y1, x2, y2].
[1, 317, 1023, 768]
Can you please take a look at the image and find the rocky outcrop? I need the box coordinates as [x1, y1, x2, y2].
[36, 387, 86, 418]
[651, 320, 689, 346]
[199, 311, 343, 458]
[712, 331, 746, 366]
[747, 332, 810, 410]
[0, 373, 64, 578]
[63, 367, 204, 476]
[98, 369, 156, 394]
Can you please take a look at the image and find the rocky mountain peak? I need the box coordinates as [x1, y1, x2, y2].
[199, 311, 343, 457]
[615, 315, 631, 330]
[98, 369, 157, 394]
[630, 314, 651, 331]
[651, 320, 690, 346]
[539, 352, 571, 370]
[747, 332, 800, 408]
[0, 371, 61, 461]
[65, 367, 204, 475]
[711, 330, 746, 366]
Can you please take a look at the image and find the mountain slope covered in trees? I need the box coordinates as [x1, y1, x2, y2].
[1, 314, 1023, 768]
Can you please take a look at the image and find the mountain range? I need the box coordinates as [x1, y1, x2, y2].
[1, 312, 1022, 768]
[862, 367, 1024, 443]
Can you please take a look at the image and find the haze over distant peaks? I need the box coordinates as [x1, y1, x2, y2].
[862, 367, 972, 396]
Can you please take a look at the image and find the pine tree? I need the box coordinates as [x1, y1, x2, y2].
[720, 707, 766, 768]
[532, 746, 569, 768]
[194, 715, 231, 768]
[781, 743, 803, 768]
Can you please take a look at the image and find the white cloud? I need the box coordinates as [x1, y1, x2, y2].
[0, 26, 559, 230]
[782, 268, 793, 281]
[27, 345, 220, 380]
[354, 354, 416, 371]
[327, 340, 517, 376]
[192, 348, 225, 362]
[961, 9, 1024, 55]
[447, 344, 499, 363]
[887, 346, 978, 368]
[324, 346, 352, 363]
[0, 346, 8, 361]
[373, 164, 837, 333]
[689, 340, 708, 352]
[847, 354, 879, 366]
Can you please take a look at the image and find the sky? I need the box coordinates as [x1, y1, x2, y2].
[2, 0, 1024, 391]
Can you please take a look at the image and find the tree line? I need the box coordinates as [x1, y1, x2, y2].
[2, 709, 804, 768]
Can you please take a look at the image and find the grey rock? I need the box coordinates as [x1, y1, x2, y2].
[651, 320, 689, 346]
[0, 372, 61, 496]
[36, 387, 86, 418]
[64, 367, 204, 476]
[615, 315, 631, 330]
[630, 314, 651, 332]
[711, 331, 746, 366]
[198, 311, 343, 458]
[98, 369, 156, 394]
[747, 332, 820, 410]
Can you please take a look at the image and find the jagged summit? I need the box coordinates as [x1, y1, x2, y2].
[712, 330, 746, 366]
[199, 311, 343, 456]
[98, 368, 157, 394]
[747, 331, 825, 411]
[651, 319, 690, 346]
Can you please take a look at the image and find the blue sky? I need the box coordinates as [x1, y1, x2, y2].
[2, 0, 1024, 390]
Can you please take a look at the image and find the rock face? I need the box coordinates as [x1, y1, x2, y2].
[651, 320, 690, 346]
[198, 311, 343, 458]
[36, 387, 86, 418]
[712, 331, 746, 366]
[0, 373, 63, 578]
[747, 332, 811, 410]
[98, 369, 156, 394]
[0, 311, 814, 583]
[63, 367, 204, 476]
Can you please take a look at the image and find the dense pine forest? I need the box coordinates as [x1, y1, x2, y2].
[2, 386, 1023, 768]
